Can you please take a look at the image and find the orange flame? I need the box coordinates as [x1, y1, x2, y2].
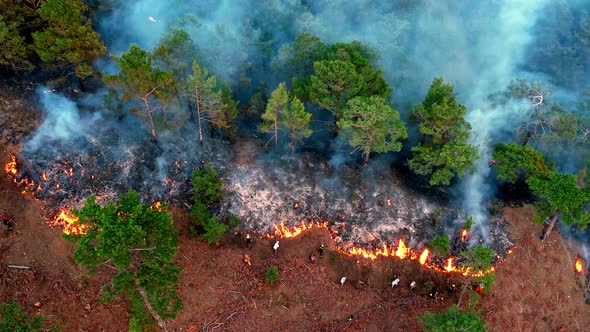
[444, 258, 456, 272]
[575, 258, 584, 273]
[395, 239, 409, 259]
[5, 155, 18, 176]
[152, 201, 163, 211]
[461, 229, 468, 242]
[50, 208, 87, 235]
[273, 220, 328, 238]
[41, 171, 48, 181]
[419, 248, 430, 265]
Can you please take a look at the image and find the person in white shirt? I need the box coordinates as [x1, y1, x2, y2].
[273, 240, 279, 256]
[391, 277, 400, 288]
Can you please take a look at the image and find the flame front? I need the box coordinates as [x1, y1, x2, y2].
[5, 155, 17, 176]
[461, 229, 468, 242]
[50, 208, 87, 235]
[273, 220, 328, 238]
[575, 258, 583, 273]
[395, 239, 409, 259]
[419, 248, 430, 265]
[444, 258, 456, 272]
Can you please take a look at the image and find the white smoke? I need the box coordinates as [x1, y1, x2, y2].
[462, 0, 548, 232]
[24, 88, 90, 153]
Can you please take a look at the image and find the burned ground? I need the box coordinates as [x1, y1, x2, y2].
[1, 82, 589, 331]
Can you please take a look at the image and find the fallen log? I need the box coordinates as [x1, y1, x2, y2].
[6, 264, 31, 269]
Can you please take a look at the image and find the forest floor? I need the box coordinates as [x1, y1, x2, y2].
[1, 84, 589, 331]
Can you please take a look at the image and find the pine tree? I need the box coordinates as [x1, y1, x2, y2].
[338, 96, 407, 165]
[103, 44, 174, 140]
[279, 96, 312, 153]
[260, 82, 289, 153]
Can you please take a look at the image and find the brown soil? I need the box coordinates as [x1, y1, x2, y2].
[1, 86, 589, 331]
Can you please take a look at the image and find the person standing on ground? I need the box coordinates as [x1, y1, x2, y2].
[2, 215, 13, 232]
[309, 254, 317, 263]
[319, 243, 325, 257]
[391, 276, 400, 288]
[273, 240, 279, 256]
[246, 234, 252, 248]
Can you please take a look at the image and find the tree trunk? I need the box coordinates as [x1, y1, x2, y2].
[274, 120, 279, 153]
[136, 282, 168, 331]
[332, 120, 340, 138]
[77, 76, 87, 93]
[291, 127, 296, 153]
[195, 87, 203, 145]
[541, 212, 560, 241]
[143, 97, 157, 141]
[457, 280, 470, 307]
[364, 150, 370, 165]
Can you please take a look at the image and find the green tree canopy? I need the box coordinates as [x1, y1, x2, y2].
[492, 143, 551, 183]
[337, 96, 407, 164]
[417, 305, 487, 332]
[309, 59, 364, 120]
[0, 15, 33, 72]
[527, 172, 590, 239]
[191, 166, 224, 206]
[33, 0, 106, 80]
[66, 191, 182, 330]
[426, 234, 450, 257]
[279, 95, 312, 152]
[152, 28, 198, 79]
[185, 61, 223, 144]
[260, 82, 290, 153]
[409, 77, 479, 185]
[0, 301, 46, 332]
[103, 44, 174, 140]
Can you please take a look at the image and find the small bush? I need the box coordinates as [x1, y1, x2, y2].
[227, 214, 240, 229]
[191, 167, 223, 205]
[200, 217, 227, 245]
[464, 216, 474, 231]
[427, 234, 450, 257]
[266, 265, 280, 284]
[189, 202, 211, 235]
[0, 301, 46, 332]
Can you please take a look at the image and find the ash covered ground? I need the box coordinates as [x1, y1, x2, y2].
[7, 87, 512, 257]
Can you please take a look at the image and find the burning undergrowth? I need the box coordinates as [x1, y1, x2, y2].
[4, 88, 514, 272]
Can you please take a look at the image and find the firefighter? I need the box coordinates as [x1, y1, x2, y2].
[410, 281, 416, 290]
[391, 276, 400, 288]
[273, 240, 279, 256]
[309, 254, 317, 263]
[246, 234, 252, 248]
[2, 215, 13, 232]
[319, 243, 325, 257]
[429, 286, 439, 299]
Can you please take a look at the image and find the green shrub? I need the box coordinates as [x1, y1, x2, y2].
[200, 217, 227, 245]
[427, 234, 450, 257]
[266, 265, 280, 284]
[189, 201, 212, 235]
[0, 301, 46, 332]
[191, 167, 223, 205]
[227, 214, 240, 229]
[464, 216, 474, 231]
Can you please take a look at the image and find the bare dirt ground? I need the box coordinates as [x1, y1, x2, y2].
[1, 84, 589, 331]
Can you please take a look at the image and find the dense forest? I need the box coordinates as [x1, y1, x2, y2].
[1, 0, 589, 331]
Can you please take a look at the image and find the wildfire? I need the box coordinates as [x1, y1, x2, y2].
[41, 171, 48, 181]
[273, 220, 328, 238]
[152, 201, 163, 211]
[461, 229, 468, 242]
[444, 258, 457, 272]
[4, 155, 17, 176]
[575, 258, 584, 273]
[419, 248, 430, 265]
[395, 238, 409, 259]
[50, 208, 87, 235]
